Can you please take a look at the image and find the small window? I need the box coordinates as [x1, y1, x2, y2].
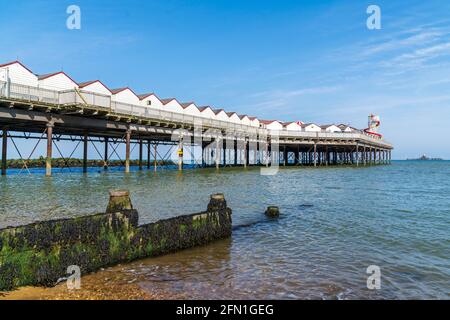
[147, 100, 151, 106]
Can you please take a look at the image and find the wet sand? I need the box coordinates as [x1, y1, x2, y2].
[1, 265, 157, 300]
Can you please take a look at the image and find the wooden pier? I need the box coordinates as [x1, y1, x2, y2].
[0, 81, 393, 175]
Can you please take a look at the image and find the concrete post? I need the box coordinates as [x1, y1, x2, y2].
[1, 128, 7, 176]
[147, 141, 151, 169]
[139, 139, 143, 170]
[215, 138, 220, 170]
[314, 142, 317, 167]
[178, 139, 183, 171]
[125, 129, 131, 173]
[223, 143, 226, 167]
[83, 132, 88, 173]
[356, 144, 359, 167]
[46, 123, 53, 177]
[104, 137, 109, 170]
[243, 139, 248, 168]
[234, 139, 238, 166]
[153, 143, 157, 171]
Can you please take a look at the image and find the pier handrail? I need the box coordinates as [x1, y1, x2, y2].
[0, 80, 393, 148]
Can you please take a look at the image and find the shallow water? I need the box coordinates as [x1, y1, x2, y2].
[1, 161, 449, 299]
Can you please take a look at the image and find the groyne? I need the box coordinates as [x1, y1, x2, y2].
[0, 192, 232, 291]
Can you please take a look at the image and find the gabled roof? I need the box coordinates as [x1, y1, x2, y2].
[0, 60, 34, 74]
[78, 80, 112, 94]
[238, 114, 249, 120]
[283, 121, 301, 126]
[213, 109, 226, 115]
[248, 116, 258, 121]
[137, 92, 158, 100]
[226, 112, 238, 117]
[37, 71, 78, 85]
[198, 106, 213, 112]
[110, 87, 139, 97]
[181, 102, 196, 109]
[319, 124, 338, 129]
[260, 120, 281, 125]
[301, 123, 319, 127]
[160, 98, 181, 105]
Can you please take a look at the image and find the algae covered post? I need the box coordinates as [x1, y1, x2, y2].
[0, 192, 232, 291]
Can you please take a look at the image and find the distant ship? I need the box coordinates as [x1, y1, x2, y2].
[407, 154, 444, 161]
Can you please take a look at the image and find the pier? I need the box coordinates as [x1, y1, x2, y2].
[0, 64, 393, 176]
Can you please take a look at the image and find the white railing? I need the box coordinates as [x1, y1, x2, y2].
[0, 80, 392, 147]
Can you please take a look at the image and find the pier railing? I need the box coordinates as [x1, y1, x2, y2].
[0, 81, 392, 147]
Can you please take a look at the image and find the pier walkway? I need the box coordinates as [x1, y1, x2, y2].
[0, 80, 393, 176]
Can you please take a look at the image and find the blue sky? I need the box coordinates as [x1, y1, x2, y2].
[1, 0, 450, 159]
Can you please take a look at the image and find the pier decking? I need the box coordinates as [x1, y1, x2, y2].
[0, 78, 393, 176]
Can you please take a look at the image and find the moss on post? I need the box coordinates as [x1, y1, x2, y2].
[265, 206, 280, 218]
[106, 190, 133, 213]
[0, 192, 232, 291]
[207, 193, 226, 211]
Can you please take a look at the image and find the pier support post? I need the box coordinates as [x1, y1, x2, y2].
[356, 143, 359, 167]
[283, 146, 288, 166]
[234, 140, 238, 166]
[244, 139, 249, 168]
[139, 139, 143, 170]
[223, 143, 226, 167]
[201, 142, 206, 167]
[83, 132, 88, 173]
[154, 143, 157, 171]
[46, 123, 53, 177]
[314, 142, 317, 167]
[104, 137, 109, 170]
[178, 139, 183, 171]
[125, 129, 131, 173]
[295, 147, 299, 165]
[1, 128, 7, 176]
[215, 138, 220, 170]
[147, 141, 151, 169]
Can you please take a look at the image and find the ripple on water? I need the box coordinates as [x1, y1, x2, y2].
[1, 162, 449, 299]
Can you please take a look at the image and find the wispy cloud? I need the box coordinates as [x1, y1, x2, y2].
[244, 85, 341, 110]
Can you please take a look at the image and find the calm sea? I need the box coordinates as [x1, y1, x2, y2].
[0, 161, 449, 299]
